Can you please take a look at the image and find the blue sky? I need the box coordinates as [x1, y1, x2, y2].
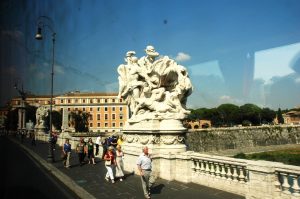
[1, 0, 300, 110]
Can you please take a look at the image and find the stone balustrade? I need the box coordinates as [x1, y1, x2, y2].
[275, 164, 300, 198]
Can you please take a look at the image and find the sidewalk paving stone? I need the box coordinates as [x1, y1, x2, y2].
[13, 136, 245, 199]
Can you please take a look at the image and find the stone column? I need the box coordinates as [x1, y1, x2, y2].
[246, 161, 278, 199]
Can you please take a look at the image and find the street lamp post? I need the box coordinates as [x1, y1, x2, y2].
[35, 16, 56, 162]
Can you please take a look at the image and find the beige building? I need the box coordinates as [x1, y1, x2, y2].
[10, 91, 129, 133]
[283, 109, 300, 125]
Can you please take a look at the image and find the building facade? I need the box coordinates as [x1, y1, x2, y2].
[283, 109, 300, 125]
[10, 91, 129, 133]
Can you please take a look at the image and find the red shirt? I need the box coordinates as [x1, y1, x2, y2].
[104, 152, 115, 164]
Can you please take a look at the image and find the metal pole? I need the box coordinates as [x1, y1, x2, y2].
[47, 33, 56, 162]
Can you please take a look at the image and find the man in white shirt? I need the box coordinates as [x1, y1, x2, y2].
[95, 135, 101, 156]
[137, 146, 153, 199]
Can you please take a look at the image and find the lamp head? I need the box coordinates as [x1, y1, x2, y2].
[35, 27, 43, 40]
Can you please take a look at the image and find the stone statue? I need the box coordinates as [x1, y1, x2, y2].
[35, 106, 49, 128]
[117, 45, 193, 123]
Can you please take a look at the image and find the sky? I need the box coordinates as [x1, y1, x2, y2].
[1, 0, 300, 110]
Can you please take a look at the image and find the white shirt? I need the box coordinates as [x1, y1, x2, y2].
[137, 153, 152, 170]
[95, 136, 101, 145]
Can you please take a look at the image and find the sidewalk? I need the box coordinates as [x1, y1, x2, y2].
[11, 136, 245, 199]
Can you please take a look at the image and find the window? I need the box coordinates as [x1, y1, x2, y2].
[97, 99, 100, 103]
[83, 108, 86, 111]
[104, 107, 108, 112]
[105, 99, 108, 103]
[112, 107, 115, 111]
[97, 107, 100, 111]
[90, 99, 93, 103]
[75, 99, 78, 103]
[75, 108, 78, 111]
[90, 115, 93, 120]
[112, 123, 116, 127]
[105, 114, 108, 120]
[68, 108, 71, 111]
[120, 122, 123, 127]
[120, 99, 123, 102]
[105, 123, 108, 127]
[112, 99, 115, 103]
[97, 123, 100, 127]
[90, 123, 93, 127]
[60, 99, 64, 103]
[120, 107, 123, 111]
[90, 107, 93, 111]
[119, 114, 123, 120]
[112, 114, 116, 120]
[83, 99, 86, 103]
[68, 99, 71, 103]
[97, 114, 100, 120]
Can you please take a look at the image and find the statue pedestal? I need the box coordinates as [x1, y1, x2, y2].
[35, 126, 47, 135]
[122, 119, 187, 175]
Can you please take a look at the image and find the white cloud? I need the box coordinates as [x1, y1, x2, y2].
[54, 64, 65, 74]
[218, 95, 243, 105]
[254, 42, 300, 84]
[174, 52, 191, 62]
[220, 95, 231, 101]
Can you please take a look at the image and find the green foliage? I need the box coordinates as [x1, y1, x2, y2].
[233, 148, 300, 166]
[44, 110, 63, 131]
[25, 105, 37, 124]
[240, 103, 262, 125]
[4, 108, 18, 131]
[277, 108, 284, 124]
[70, 111, 90, 132]
[233, 153, 246, 159]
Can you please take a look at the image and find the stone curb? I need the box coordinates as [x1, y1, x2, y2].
[10, 138, 96, 199]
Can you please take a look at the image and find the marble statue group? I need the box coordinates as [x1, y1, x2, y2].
[117, 46, 193, 123]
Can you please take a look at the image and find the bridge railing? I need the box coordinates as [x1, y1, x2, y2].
[171, 152, 300, 199]
[275, 165, 300, 198]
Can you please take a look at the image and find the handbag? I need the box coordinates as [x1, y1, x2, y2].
[105, 160, 111, 166]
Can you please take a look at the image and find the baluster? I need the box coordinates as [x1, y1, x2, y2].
[226, 164, 232, 181]
[215, 163, 221, 178]
[291, 174, 300, 196]
[238, 166, 245, 183]
[195, 160, 200, 173]
[281, 173, 291, 194]
[191, 159, 195, 172]
[232, 166, 238, 182]
[200, 160, 205, 174]
[210, 162, 215, 176]
[220, 163, 226, 179]
[205, 161, 210, 175]
[274, 171, 282, 192]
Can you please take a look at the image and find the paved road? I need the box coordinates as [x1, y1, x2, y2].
[0, 136, 80, 199]
[4, 135, 245, 199]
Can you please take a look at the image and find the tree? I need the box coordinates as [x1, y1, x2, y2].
[277, 108, 284, 124]
[217, 104, 240, 126]
[261, 108, 276, 124]
[44, 110, 63, 131]
[25, 105, 37, 124]
[4, 108, 18, 131]
[70, 111, 90, 132]
[240, 104, 262, 126]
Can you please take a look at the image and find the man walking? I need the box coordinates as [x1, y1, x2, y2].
[137, 146, 154, 199]
[95, 135, 101, 156]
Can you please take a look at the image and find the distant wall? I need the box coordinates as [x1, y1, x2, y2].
[186, 125, 300, 152]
